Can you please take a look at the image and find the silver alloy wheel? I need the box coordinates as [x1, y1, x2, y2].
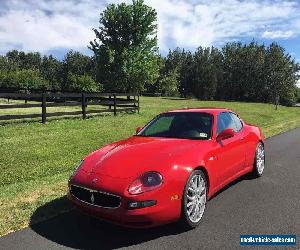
[186, 174, 206, 223]
[256, 143, 265, 175]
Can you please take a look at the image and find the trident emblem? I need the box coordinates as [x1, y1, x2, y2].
[90, 193, 95, 204]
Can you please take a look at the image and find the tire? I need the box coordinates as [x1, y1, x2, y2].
[180, 170, 207, 229]
[252, 142, 265, 178]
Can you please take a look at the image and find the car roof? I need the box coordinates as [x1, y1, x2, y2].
[164, 107, 230, 115]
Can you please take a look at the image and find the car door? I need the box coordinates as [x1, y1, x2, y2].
[215, 112, 246, 185]
[229, 112, 246, 172]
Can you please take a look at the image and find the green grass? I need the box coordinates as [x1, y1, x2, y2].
[1, 96, 300, 236]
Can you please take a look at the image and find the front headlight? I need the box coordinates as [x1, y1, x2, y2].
[128, 171, 163, 195]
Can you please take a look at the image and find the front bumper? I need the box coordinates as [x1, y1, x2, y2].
[68, 183, 181, 228]
[68, 192, 175, 228]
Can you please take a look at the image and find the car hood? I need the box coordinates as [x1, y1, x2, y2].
[81, 136, 200, 179]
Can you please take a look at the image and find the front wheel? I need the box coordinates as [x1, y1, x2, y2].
[180, 170, 207, 229]
[252, 142, 265, 177]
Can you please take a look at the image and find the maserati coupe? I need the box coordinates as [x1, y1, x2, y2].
[68, 108, 265, 228]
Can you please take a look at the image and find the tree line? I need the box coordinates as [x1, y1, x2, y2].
[0, 50, 101, 93]
[0, 0, 299, 106]
[157, 42, 300, 107]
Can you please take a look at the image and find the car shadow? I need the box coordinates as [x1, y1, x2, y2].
[29, 172, 254, 249]
[209, 172, 254, 200]
[30, 196, 188, 250]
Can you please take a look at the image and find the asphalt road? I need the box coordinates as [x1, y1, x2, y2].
[1, 128, 300, 250]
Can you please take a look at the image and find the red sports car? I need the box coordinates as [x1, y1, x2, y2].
[68, 108, 265, 228]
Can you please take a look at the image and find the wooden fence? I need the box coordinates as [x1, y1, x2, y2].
[0, 92, 139, 123]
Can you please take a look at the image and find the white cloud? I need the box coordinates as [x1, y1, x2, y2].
[262, 30, 294, 39]
[0, 0, 104, 54]
[0, 0, 300, 55]
[145, 0, 300, 49]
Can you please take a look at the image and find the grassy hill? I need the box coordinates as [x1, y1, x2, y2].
[1, 96, 300, 236]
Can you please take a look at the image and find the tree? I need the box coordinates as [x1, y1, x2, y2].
[220, 42, 243, 100]
[221, 41, 267, 102]
[89, 0, 159, 93]
[163, 48, 192, 97]
[40, 55, 62, 91]
[158, 67, 179, 96]
[190, 47, 222, 100]
[62, 50, 96, 91]
[240, 42, 266, 102]
[21, 52, 42, 70]
[264, 43, 300, 109]
[0, 70, 9, 88]
[0, 56, 9, 71]
[296, 87, 300, 103]
[5, 50, 42, 71]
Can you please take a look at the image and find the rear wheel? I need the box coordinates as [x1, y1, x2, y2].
[180, 170, 207, 229]
[252, 142, 265, 177]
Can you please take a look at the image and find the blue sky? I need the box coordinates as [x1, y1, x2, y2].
[0, 0, 300, 86]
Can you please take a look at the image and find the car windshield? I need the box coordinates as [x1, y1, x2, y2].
[138, 112, 213, 140]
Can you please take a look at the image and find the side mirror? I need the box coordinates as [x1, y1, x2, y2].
[136, 127, 142, 134]
[216, 128, 235, 142]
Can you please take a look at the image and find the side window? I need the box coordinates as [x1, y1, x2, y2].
[217, 112, 236, 135]
[230, 113, 243, 132]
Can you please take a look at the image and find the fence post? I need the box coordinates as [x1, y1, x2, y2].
[137, 94, 140, 114]
[109, 95, 111, 109]
[25, 89, 28, 104]
[41, 92, 47, 124]
[113, 94, 116, 116]
[133, 94, 135, 110]
[82, 93, 86, 119]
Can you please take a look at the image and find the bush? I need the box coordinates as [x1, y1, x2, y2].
[68, 74, 103, 92]
[0, 69, 49, 90]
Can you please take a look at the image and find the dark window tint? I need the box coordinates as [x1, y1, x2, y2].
[217, 112, 236, 135]
[230, 113, 243, 132]
[143, 116, 174, 136]
[139, 112, 213, 140]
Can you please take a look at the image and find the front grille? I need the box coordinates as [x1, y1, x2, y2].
[70, 184, 121, 209]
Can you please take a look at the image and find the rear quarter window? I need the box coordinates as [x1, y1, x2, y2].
[230, 113, 243, 132]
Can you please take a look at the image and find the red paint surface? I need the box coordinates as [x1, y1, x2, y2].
[68, 108, 264, 228]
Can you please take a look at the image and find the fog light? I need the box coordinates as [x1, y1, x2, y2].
[142, 200, 156, 207]
[127, 200, 157, 209]
[128, 202, 139, 208]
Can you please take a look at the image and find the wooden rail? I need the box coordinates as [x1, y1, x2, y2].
[0, 92, 139, 123]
